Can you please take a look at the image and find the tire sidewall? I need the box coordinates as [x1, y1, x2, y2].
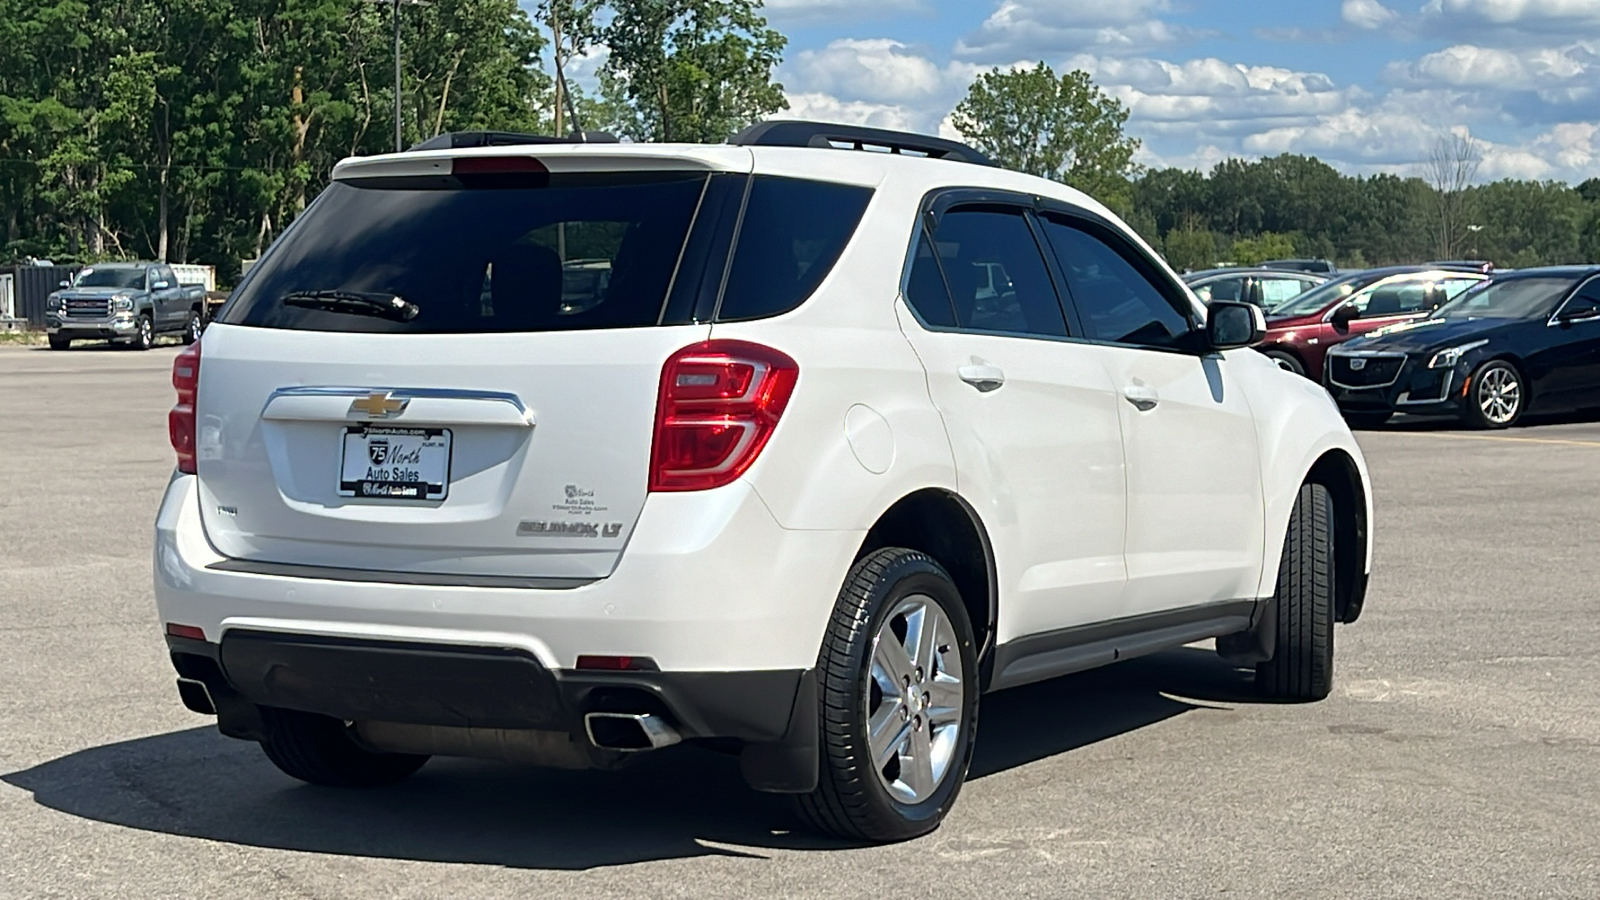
[843, 557, 980, 835]
[1465, 359, 1522, 429]
[183, 311, 201, 345]
[131, 315, 154, 350]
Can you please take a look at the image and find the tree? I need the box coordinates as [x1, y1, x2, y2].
[951, 63, 1141, 209]
[1423, 132, 1483, 260]
[600, 0, 787, 143]
[1162, 218, 1217, 272]
[1227, 232, 1297, 266]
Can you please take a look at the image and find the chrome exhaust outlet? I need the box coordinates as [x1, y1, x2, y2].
[584, 712, 682, 751]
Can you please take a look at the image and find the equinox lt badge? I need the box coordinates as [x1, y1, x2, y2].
[518, 521, 625, 538]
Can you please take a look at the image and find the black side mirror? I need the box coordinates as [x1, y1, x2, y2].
[1330, 302, 1357, 330]
[1207, 301, 1265, 351]
[1558, 299, 1600, 324]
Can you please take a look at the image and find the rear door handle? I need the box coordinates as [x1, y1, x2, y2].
[958, 365, 1006, 392]
[1123, 384, 1159, 411]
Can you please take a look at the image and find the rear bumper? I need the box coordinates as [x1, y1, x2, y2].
[155, 473, 858, 674]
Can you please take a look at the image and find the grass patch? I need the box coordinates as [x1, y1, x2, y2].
[0, 330, 46, 345]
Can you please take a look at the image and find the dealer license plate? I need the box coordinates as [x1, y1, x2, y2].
[339, 425, 452, 500]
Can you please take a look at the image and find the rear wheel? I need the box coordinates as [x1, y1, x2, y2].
[1464, 359, 1523, 429]
[795, 548, 978, 843]
[1263, 350, 1305, 377]
[1256, 482, 1335, 701]
[47, 335, 71, 351]
[259, 708, 429, 787]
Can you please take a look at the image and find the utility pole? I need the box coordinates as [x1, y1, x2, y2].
[367, 0, 428, 152]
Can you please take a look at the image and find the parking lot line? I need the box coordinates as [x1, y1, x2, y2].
[1385, 431, 1600, 448]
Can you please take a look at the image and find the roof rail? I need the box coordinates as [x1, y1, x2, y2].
[407, 130, 620, 152]
[729, 120, 997, 167]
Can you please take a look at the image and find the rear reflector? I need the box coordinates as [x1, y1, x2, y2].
[650, 341, 799, 492]
[575, 655, 658, 671]
[166, 623, 207, 641]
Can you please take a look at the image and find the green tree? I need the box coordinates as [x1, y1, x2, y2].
[1162, 218, 1217, 272]
[1227, 232, 1297, 266]
[600, 0, 787, 143]
[951, 63, 1141, 209]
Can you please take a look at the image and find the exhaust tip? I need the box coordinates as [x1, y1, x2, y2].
[175, 677, 216, 715]
[584, 712, 681, 751]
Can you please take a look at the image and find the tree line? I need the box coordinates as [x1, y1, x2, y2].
[2, 4, 1595, 281]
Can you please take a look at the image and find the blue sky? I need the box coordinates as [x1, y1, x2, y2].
[695, 0, 1600, 183]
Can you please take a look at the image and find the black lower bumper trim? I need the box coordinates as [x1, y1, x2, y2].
[169, 630, 806, 744]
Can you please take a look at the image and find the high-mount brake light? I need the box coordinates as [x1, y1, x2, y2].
[451, 156, 549, 175]
[650, 341, 799, 492]
[169, 342, 201, 474]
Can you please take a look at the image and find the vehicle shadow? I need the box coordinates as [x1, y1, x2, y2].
[3, 647, 1255, 868]
[1371, 407, 1600, 432]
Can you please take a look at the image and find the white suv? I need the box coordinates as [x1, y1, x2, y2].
[154, 122, 1373, 842]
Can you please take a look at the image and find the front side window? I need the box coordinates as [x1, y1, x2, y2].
[1041, 217, 1194, 349]
[1194, 276, 1245, 305]
[910, 208, 1068, 338]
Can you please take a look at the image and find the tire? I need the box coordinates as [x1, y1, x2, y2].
[1463, 359, 1523, 429]
[127, 314, 154, 351]
[47, 335, 71, 351]
[181, 309, 202, 345]
[258, 708, 429, 787]
[1256, 482, 1335, 701]
[794, 548, 979, 843]
[1342, 411, 1391, 429]
[1263, 350, 1305, 377]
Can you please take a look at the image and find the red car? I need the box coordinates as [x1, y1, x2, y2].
[1256, 266, 1489, 378]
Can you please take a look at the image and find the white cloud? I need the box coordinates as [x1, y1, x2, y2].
[1424, 0, 1600, 26]
[955, 0, 1190, 60]
[776, 93, 929, 133]
[1388, 42, 1594, 90]
[1342, 0, 1399, 29]
[785, 39, 968, 103]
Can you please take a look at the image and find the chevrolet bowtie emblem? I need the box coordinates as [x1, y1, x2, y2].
[350, 391, 408, 418]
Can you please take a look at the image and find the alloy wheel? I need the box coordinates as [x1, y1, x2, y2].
[865, 594, 965, 804]
[1477, 365, 1521, 425]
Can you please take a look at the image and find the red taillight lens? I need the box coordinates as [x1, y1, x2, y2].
[169, 342, 200, 474]
[650, 340, 798, 492]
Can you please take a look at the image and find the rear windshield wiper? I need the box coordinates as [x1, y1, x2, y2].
[282, 290, 420, 322]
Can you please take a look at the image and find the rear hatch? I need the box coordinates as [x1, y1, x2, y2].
[196, 148, 754, 581]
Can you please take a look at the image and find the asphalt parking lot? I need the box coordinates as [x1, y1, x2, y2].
[1, 344, 1597, 899]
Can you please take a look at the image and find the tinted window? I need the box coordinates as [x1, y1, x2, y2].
[1194, 276, 1244, 304]
[1042, 218, 1193, 349]
[221, 174, 708, 333]
[922, 209, 1066, 337]
[1352, 279, 1431, 318]
[1438, 278, 1482, 303]
[716, 177, 873, 322]
[1260, 277, 1310, 307]
[904, 226, 957, 327]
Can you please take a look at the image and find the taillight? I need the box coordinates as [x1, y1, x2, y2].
[650, 340, 798, 492]
[169, 342, 200, 474]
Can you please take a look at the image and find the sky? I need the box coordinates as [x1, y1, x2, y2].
[564, 0, 1600, 184]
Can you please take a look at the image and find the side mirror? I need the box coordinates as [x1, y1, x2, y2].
[153, 280, 170, 290]
[1558, 300, 1600, 324]
[59, 280, 70, 288]
[1207, 301, 1266, 351]
[1330, 302, 1357, 330]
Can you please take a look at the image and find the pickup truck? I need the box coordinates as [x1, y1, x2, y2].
[45, 261, 206, 350]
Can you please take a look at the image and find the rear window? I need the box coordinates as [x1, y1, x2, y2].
[220, 169, 873, 333]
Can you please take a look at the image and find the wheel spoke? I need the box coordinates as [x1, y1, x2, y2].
[871, 633, 915, 689]
[871, 716, 912, 769]
[926, 676, 963, 725]
[902, 725, 936, 797]
[911, 603, 942, 676]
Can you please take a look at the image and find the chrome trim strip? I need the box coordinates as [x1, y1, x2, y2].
[207, 558, 595, 590]
[265, 385, 529, 414]
[1396, 370, 1455, 404]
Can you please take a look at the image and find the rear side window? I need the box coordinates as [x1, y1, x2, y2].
[911, 208, 1068, 338]
[716, 177, 873, 322]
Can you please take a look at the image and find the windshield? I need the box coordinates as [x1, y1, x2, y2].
[1267, 273, 1363, 317]
[1432, 277, 1573, 320]
[72, 267, 145, 290]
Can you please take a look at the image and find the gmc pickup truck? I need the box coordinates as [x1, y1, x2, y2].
[45, 261, 206, 350]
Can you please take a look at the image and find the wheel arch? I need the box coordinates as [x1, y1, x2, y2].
[1304, 448, 1369, 623]
[854, 488, 997, 684]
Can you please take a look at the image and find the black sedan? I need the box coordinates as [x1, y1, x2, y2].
[1325, 266, 1600, 429]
